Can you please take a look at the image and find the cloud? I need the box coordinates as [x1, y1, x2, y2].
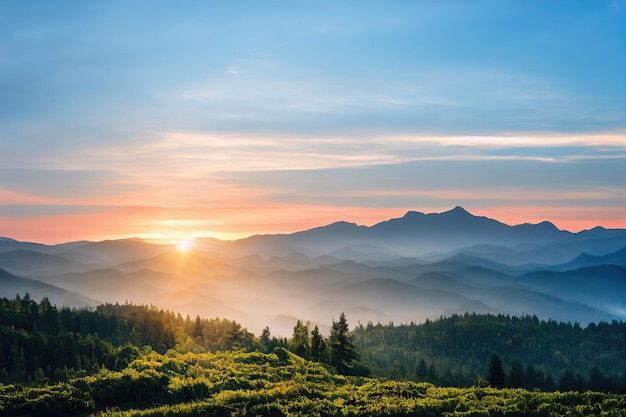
[382, 133, 626, 148]
[0, 204, 109, 217]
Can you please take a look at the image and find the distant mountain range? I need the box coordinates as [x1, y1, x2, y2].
[0, 268, 95, 308]
[230, 206, 626, 259]
[1, 206, 625, 334]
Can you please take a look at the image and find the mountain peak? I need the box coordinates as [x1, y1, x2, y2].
[306, 220, 361, 233]
[441, 206, 472, 216]
[402, 206, 473, 219]
[537, 221, 559, 231]
[401, 210, 426, 219]
[328, 220, 359, 228]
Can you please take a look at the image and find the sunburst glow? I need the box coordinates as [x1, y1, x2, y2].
[176, 240, 192, 253]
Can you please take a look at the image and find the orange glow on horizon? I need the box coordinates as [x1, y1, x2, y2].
[1, 203, 625, 244]
[1, 131, 625, 244]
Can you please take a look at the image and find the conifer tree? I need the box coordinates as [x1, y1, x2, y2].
[507, 359, 524, 388]
[310, 325, 326, 362]
[192, 315, 203, 340]
[559, 368, 577, 391]
[259, 327, 272, 353]
[290, 320, 310, 359]
[589, 366, 605, 392]
[488, 354, 505, 388]
[329, 313, 359, 375]
[416, 358, 428, 380]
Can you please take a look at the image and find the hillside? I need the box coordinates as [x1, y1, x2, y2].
[2, 349, 626, 417]
[0, 269, 95, 308]
[352, 313, 626, 387]
[1, 295, 626, 416]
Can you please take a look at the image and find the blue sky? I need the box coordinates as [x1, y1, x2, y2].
[0, 1, 625, 242]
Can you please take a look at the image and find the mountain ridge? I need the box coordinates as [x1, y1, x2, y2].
[2, 206, 625, 251]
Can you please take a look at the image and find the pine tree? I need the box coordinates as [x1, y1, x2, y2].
[329, 313, 359, 375]
[507, 359, 524, 388]
[10, 345, 26, 380]
[416, 358, 428, 380]
[38, 297, 60, 334]
[192, 315, 203, 340]
[589, 366, 605, 392]
[259, 327, 272, 353]
[488, 354, 505, 388]
[559, 368, 577, 391]
[524, 364, 543, 389]
[575, 373, 585, 392]
[225, 320, 246, 349]
[427, 362, 438, 383]
[290, 320, 310, 359]
[310, 325, 326, 362]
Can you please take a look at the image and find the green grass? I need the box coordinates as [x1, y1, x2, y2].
[1, 349, 625, 417]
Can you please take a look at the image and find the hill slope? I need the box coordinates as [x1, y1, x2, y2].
[2, 349, 625, 417]
[0, 268, 95, 308]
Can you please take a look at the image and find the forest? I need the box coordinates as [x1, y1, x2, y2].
[3, 348, 626, 417]
[352, 314, 626, 391]
[0, 295, 255, 383]
[1, 295, 626, 416]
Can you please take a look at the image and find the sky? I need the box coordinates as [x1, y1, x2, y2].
[0, 0, 625, 243]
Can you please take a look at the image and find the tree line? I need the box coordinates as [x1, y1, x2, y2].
[0, 294, 365, 384]
[351, 313, 626, 392]
[487, 353, 626, 393]
[268, 312, 369, 376]
[3, 349, 625, 417]
[3, 294, 626, 393]
[0, 294, 254, 383]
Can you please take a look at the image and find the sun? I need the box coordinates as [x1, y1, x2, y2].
[176, 240, 192, 253]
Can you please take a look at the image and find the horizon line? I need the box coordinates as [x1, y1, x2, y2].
[2, 205, 622, 246]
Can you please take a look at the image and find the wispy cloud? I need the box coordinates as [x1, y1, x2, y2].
[382, 133, 626, 148]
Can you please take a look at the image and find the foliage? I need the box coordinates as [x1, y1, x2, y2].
[352, 313, 626, 391]
[329, 312, 366, 376]
[0, 295, 254, 383]
[488, 354, 505, 388]
[1, 349, 625, 417]
[289, 321, 310, 360]
[309, 325, 326, 363]
[2, 297, 626, 416]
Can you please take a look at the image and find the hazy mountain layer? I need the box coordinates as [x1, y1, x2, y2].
[1, 207, 625, 334]
[0, 268, 96, 308]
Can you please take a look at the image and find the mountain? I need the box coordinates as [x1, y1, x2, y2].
[552, 246, 626, 270]
[0, 237, 91, 255]
[4, 207, 626, 262]
[0, 249, 96, 277]
[232, 206, 587, 256]
[0, 238, 50, 253]
[488, 235, 626, 266]
[47, 268, 180, 303]
[369, 206, 566, 248]
[407, 267, 614, 324]
[0, 268, 95, 308]
[118, 249, 234, 273]
[328, 243, 401, 262]
[410, 271, 479, 294]
[321, 278, 493, 318]
[436, 252, 515, 273]
[56, 238, 169, 265]
[451, 265, 515, 287]
[479, 286, 613, 324]
[2, 206, 626, 329]
[517, 265, 626, 317]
